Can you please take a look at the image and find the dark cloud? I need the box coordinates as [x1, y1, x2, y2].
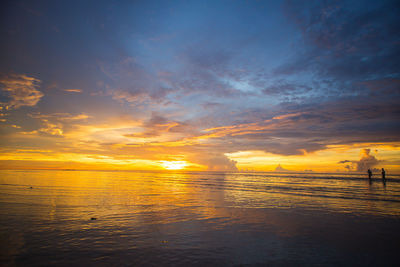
[262, 80, 313, 96]
[124, 112, 193, 138]
[358, 78, 400, 95]
[201, 102, 223, 110]
[193, 91, 400, 156]
[278, 0, 400, 93]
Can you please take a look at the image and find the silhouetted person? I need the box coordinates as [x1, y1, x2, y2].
[382, 168, 386, 180]
[367, 169, 372, 179]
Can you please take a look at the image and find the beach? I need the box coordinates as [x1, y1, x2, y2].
[1, 170, 399, 266]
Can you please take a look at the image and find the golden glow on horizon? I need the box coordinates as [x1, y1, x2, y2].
[160, 161, 187, 170]
[226, 143, 400, 173]
[1, 117, 400, 172]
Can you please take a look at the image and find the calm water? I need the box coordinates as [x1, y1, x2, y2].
[1, 170, 399, 266]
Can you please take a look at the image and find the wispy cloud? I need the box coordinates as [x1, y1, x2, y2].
[64, 89, 82, 93]
[29, 112, 91, 121]
[0, 73, 43, 109]
[38, 120, 63, 136]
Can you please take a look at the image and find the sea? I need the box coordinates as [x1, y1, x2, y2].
[1, 170, 399, 266]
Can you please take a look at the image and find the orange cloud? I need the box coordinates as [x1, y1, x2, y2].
[64, 89, 82, 93]
[38, 120, 63, 136]
[0, 73, 43, 109]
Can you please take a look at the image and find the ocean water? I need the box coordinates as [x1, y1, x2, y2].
[0, 170, 399, 266]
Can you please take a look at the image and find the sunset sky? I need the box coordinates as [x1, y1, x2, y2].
[1, 0, 399, 172]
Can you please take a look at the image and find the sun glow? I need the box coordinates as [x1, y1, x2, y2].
[160, 161, 187, 170]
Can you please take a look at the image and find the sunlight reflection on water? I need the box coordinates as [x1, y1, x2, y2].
[0, 170, 399, 266]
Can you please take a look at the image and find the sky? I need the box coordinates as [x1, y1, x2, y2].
[0, 0, 399, 172]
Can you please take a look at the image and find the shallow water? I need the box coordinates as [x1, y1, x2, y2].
[1, 170, 399, 266]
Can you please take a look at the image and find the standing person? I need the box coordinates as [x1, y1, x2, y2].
[368, 169, 372, 179]
[382, 168, 386, 180]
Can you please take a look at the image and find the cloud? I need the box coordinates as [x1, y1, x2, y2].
[123, 112, 195, 139]
[201, 102, 223, 110]
[262, 81, 312, 97]
[21, 112, 91, 137]
[29, 112, 90, 121]
[339, 148, 380, 172]
[280, 0, 400, 83]
[185, 90, 400, 157]
[59, 114, 90, 121]
[38, 119, 63, 136]
[107, 85, 400, 163]
[1, 1, 398, 172]
[275, 164, 290, 172]
[359, 78, 400, 95]
[64, 89, 82, 93]
[157, 47, 250, 98]
[356, 148, 379, 172]
[0, 73, 43, 109]
[110, 89, 154, 106]
[188, 153, 238, 171]
[100, 57, 175, 106]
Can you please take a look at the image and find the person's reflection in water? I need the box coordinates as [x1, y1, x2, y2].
[382, 168, 386, 188]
